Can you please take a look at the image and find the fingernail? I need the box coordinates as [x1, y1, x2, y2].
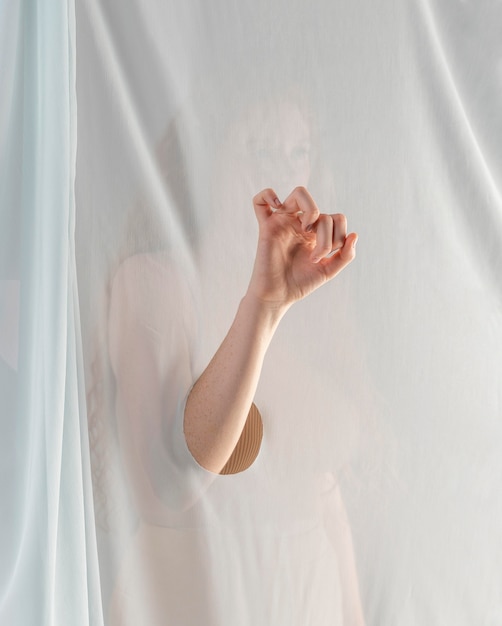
[352, 237, 358, 249]
[274, 197, 282, 207]
[306, 224, 314, 233]
[311, 256, 320, 264]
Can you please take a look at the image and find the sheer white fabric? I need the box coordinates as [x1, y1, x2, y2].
[0, 1, 103, 624]
[2, 0, 502, 624]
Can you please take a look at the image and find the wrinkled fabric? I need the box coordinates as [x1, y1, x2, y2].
[2, 0, 502, 624]
[0, 1, 103, 624]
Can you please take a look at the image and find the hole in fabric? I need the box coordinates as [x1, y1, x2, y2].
[219, 403, 263, 475]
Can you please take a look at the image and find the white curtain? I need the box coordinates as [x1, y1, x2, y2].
[2, 0, 502, 624]
[0, 1, 102, 624]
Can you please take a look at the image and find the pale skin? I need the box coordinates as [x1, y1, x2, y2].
[184, 185, 358, 474]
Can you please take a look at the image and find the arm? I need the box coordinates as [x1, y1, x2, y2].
[184, 186, 358, 473]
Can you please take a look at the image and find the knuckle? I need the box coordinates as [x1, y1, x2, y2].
[318, 242, 332, 255]
[253, 188, 273, 202]
[294, 185, 308, 196]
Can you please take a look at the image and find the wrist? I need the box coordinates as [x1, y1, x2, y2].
[240, 291, 289, 328]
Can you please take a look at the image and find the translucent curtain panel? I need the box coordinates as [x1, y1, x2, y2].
[74, 0, 502, 623]
[1, 0, 500, 624]
[0, 1, 103, 624]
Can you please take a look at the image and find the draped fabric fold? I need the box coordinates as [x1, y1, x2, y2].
[2, 1, 502, 624]
[0, 1, 103, 624]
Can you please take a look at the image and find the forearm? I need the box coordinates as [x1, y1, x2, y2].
[184, 292, 287, 473]
[184, 186, 356, 473]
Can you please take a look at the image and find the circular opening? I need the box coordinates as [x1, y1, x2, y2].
[219, 403, 263, 475]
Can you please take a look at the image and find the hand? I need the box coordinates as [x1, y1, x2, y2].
[247, 186, 358, 309]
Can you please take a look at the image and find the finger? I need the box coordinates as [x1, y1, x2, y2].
[252, 188, 282, 223]
[311, 214, 334, 263]
[322, 232, 358, 279]
[311, 213, 349, 263]
[331, 213, 347, 252]
[281, 186, 320, 232]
